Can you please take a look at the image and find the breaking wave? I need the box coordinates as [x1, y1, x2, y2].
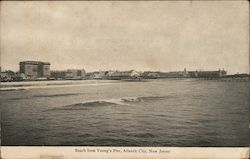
[0, 88, 26, 91]
[48, 95, 168, 111]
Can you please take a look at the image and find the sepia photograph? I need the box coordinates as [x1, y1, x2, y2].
[0, 0, 249, 158]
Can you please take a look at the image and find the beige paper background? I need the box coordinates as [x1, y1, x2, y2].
[1, 147, 250, 159]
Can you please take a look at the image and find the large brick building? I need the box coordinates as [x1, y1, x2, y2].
[19, 61, 50, 79]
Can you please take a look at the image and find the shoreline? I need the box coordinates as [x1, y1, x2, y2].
[1, 76, 249, 83]
[0, 78, 249, 91]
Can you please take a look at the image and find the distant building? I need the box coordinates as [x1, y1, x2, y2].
[188, 71, 199, 78]
[141, 68, 188, 79]
[107, 70, 141, 80]
[0, 70, 15, 82]
[51, 69, 86, 80]
[92, 71, 107, 79]
[65, 69, 86, 79]
[159, 71, 188, 78]
[50, 70, 67, 80]
[0, 70, 26, 82]
[188, 69, 227, 78]
[141, 71, 160, 79]
[19, 61, 50, 79]
[225, 73, 249, 79]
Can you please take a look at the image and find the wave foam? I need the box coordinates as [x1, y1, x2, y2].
[49, 95, 168, 111]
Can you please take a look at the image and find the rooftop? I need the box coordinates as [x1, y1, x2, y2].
[19, 61, 50, 65]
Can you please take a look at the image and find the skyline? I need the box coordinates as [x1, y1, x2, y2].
[1, 1, 249, 74]
[0, 60, 238, 75]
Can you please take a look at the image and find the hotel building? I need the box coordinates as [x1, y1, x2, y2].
[19, 61, 50, 79]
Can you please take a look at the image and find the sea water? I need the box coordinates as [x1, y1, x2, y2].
[0, 79, 249, 146]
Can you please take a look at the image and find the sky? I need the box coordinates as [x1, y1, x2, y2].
[0, 1, 249, 74]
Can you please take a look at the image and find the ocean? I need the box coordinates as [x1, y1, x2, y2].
[0, 79, 249, 146]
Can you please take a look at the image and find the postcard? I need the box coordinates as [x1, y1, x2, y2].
[0, 1, 249, 159]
